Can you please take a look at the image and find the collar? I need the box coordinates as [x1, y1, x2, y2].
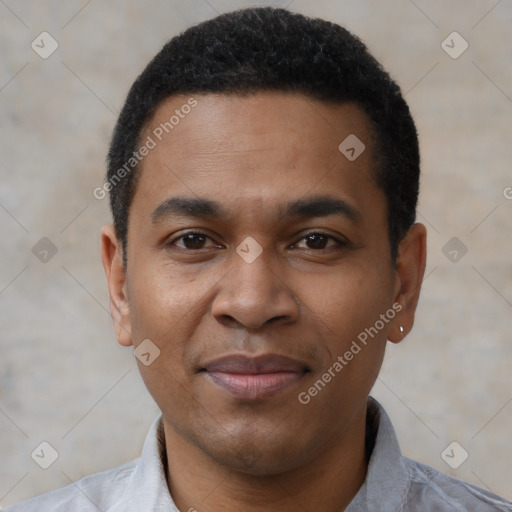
[107, 415, 177, 511]
[346, 397, 410, 511]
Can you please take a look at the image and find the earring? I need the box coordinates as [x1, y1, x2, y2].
[399, 325, 404, 334]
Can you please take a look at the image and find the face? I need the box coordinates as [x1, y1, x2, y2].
[102, 92, 426, 476]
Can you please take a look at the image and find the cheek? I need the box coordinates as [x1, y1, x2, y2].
[125, 269, 190, 390]
[299, 268, 391, 399]
[298, 262, 393, 394]
[126, 262, 223, 392]
[298, 261, 393, 337]
[127, 261, 204, 338]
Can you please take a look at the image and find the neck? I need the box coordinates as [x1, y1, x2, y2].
[161, 406, 369, 512]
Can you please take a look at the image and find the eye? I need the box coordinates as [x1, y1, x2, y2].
[169, 232, 220, 250]
[167, 231, 347, 252]
[291, 232, 346, 251]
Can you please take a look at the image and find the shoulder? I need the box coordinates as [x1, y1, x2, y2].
[3, 459, 138, 512]
[403, 457, 512, 511]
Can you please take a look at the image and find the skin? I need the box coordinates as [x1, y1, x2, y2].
[101, 92, 427, 512]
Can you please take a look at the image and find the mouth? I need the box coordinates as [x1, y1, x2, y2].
[200, 354, 311, 400]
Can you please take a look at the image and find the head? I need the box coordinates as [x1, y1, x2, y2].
[106, 6, 420, 267]
[101, 7, 426, 477]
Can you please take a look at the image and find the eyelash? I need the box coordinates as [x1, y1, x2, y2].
[167, 231, 347, 252]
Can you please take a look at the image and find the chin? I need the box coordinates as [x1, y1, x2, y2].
[211, 446, 300, 476]
[196, 427, 315, 477]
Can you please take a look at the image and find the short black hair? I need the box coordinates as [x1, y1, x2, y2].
[106, 6, 419, 265]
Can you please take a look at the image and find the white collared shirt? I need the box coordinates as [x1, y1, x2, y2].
[5, 397, 512, 511]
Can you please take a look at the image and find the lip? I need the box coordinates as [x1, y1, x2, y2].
[201, 354, 309, 400]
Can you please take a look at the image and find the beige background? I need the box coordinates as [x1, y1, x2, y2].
[1, 0, 511, 507]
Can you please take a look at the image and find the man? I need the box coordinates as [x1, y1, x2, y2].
[6, 6, 511, 511]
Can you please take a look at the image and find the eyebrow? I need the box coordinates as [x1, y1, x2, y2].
[151, 195, 361, 224]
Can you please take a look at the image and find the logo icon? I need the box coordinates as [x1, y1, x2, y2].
[134, 339, 161, 366]
[441, 441, 469, 469]
[31, 32, 59, 59]
[442, 237, 468, 263]
[338, 134, 365, 161]
[31, 441, 59, 469]
[236, 236, 263, 264]
[32, 237, 58, 263]
[441, 32, 468, 59]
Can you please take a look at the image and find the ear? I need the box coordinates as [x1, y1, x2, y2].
[388, 223, 427, 343]
[101, 225, 133, 347]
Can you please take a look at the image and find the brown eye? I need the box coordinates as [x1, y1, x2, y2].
[304, 234, 329, 249]
[180, 234, 207, 249]
[170, 232, 216, 250]
[293, 232, 345, 251]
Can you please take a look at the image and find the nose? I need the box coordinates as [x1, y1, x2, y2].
[211, 245, 300, 330]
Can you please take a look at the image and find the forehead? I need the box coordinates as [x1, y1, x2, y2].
[132, 92, 383, 224]
[142, 92, 376, 166]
